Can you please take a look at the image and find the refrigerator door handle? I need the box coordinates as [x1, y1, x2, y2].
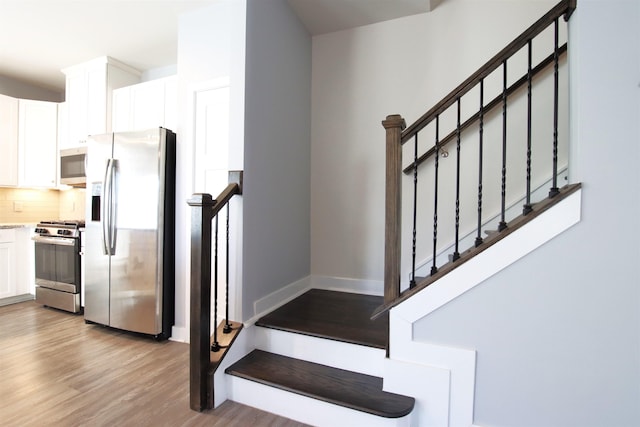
[102, 159, 113, 255]
[109, 159, 118, 255]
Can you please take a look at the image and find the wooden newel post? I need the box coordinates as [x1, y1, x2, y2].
[187, 193, 215, 411]
[382, 114, 406, 305]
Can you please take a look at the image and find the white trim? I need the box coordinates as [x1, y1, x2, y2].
[388, 315, 477, 427]
[310, 274, 383, 296]
[383, 357, 452, 427]
[255, 326, 386, 376]
[385, 189, 582, 426]
[213, 325, 255, 408]
[169, 326, 187, 343]
[249, 275, 312, 324]
[182, 76, 234, 341]
[411, 166, 570, 282]
[248, 275, 384, 326]
[227, 374, 412, 427]
[396, 189, 581, 323]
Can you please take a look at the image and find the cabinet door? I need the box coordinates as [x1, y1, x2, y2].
[13, 228, 34, 295]
[0, 231, 16, 299]
[57, 102, 69, 150]
[86, 66, 108, 136]
[111, 86, 131, 132]
[18, 100, 58, 188]
[163, 76, 177, 132]
[0, 94, 19, 186]
[66, 70, 89, 146]
[131, 79, 165, 131]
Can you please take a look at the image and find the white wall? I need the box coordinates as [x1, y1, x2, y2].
[174, 0, 246, 340]
[413, 1, 640, 425]
[242, 0, 311, 320]
[310, 0, 558, 284]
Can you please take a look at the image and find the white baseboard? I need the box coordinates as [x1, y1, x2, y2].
[310, 274, 383, 296]
[0, 294, 34, 307]
[248, 275, 384, 326]
[249, 276, 312, 325]
[170, 326, 188, 343]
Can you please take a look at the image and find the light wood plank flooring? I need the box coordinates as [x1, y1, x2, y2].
[0, 301, 309, 427]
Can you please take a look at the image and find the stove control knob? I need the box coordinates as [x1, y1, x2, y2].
[35, 228, 47, 234]
[58, 229, 72, 236]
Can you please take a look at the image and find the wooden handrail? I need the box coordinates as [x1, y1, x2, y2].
[381, 0, 576, 332]
[188, 171, 242, 411]
[401, 0, 575, 144]
[403, 43, 568, 174]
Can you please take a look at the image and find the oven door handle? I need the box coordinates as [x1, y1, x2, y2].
[32, 236, 76, 246]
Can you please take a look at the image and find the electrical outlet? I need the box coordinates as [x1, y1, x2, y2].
[13, 201, 23, 212]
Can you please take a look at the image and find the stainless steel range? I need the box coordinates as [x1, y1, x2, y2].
[33, 220, 84, 313]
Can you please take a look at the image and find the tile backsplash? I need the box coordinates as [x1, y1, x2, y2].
[0, 188, 86, 223]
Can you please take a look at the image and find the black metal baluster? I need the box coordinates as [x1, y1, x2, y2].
[452, 98, 461, 261]
[475, 79, 484, 247]
[431, 116, 440, 275]
[549, 17, 560, 198]
[499, 60, 508, 231]
[223, 203, 232, 334]
[211, 214, 220, 351]
[410, 134, 418, 289]
[524, 40, 533, 215]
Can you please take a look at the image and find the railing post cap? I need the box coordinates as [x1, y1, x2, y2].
[187, 193, 216, 207]
[382, 114, 407, 130]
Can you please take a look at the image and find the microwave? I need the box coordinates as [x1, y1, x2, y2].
[60, 147, 87, 186]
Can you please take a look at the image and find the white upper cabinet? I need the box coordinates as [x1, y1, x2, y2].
[0, 94, 19, 186]
[18, 99, 58, 188]
[112, 75, 177, 133]
[61, 56, 140, 148]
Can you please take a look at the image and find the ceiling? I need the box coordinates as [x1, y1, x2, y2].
[0, 0, 433, 95]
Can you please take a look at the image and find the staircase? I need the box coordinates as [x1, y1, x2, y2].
[225, 289, 414, 426]
[188, 1, 580, 425]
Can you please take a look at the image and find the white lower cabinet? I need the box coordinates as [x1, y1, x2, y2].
[0, 229, 17, 299]
[0, 228, 34, 300]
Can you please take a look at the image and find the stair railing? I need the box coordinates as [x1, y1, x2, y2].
[187, 171, 243, 411]
[381, 0, 576, 312]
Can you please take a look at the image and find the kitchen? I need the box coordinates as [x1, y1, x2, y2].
[0, 0, 244, 348]
[0, 56, 178, 331]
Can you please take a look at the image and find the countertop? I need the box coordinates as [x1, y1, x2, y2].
[0, 223, 36, 229]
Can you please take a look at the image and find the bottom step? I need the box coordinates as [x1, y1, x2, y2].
[225, 349, 414, 419]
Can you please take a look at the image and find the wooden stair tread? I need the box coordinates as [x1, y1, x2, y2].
[255, 289, 388, 349]
[225, 349, 415, 418]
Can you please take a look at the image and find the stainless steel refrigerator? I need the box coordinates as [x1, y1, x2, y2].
[84, 128, 176, 340]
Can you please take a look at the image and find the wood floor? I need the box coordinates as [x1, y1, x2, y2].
[0, 301, 309, 427]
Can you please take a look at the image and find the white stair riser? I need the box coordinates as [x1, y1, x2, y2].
[254, 326, 386, 377]
[227, 375, 411, 427]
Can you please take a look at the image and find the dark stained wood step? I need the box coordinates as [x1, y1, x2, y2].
[225, 349, 415, 418]
[255, 289, 388, 349]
